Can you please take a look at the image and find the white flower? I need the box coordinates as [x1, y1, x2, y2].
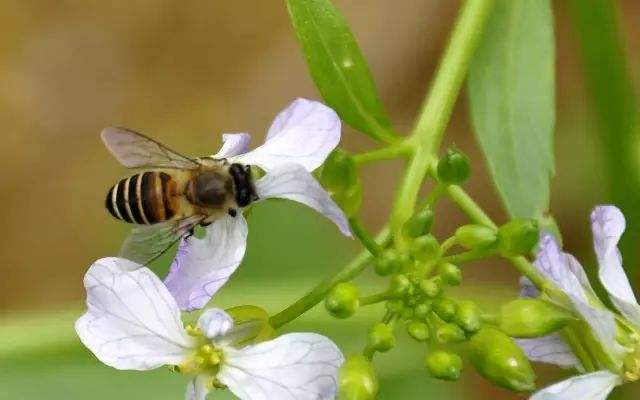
[518, 206, 640, 399]
[164, 98, 352, 311]
[76, 257, 344, 400]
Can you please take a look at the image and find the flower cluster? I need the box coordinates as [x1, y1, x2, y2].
[76, 99, 351, 400]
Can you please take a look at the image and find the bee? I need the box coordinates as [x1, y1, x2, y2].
[101, 127, 258, 265]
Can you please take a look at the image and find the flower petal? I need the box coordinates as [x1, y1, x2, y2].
[516, 333, 581, 370]
[534, 235, 587, 301]
[530, 371, 620, 400]
[197, 308, 234, 340]
[591, 205, 640, 327]
[520, 276, 540, 298]
[185, 377, 209, 400]
[165, 214, 248, 312]
[214, 133, 251, 159]
[218, 333, 344, 400]
[75, 257, 193, 371]
[255, 163, 351, 236]
[235, 99, 341, 172]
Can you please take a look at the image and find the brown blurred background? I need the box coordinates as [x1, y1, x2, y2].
[0, 1, 639, 399]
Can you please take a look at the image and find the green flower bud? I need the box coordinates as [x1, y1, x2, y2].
[320, 149, 358, 192]
[325, 282, 359, 319]
[413, 302, 432, 320]
[436, 323, 467, 343]
[454, 225, 498, 250]
[433, 298, 457, 322]
[401, 307, 415, 320]
[403, 207, 434, 238]
[390, 274, 411, 297]
[438, 263, 462, 286]
[454, 300, 481, 333]
[332, 182, 363, 217]
[425, 351, 463, 381]
[374, 249, 402, 276]
[225, 305, 274, 344]
[368, 323, 395, 352]
[410, 235, 441, 262]
[407, 321, 430, 342]
[497, 219, 540, 257]
[468, 327, 536, 392]
[419, 278, 442, 298]
[436, 148, 471, 185]
[386, 299, 404, 313]
[339, 355, 379, 400]
[499, 299, 573, 338]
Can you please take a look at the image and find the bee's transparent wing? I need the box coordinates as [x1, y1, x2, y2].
[101, 127, 200, 169]
[119, 215, 204, 266]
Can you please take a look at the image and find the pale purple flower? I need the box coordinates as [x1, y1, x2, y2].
[164, 98, 351, 311]
[518, 206, 640, 399]
[76, 257, 344, 400]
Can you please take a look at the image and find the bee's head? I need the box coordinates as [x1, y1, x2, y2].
[229, 163, 258, 208]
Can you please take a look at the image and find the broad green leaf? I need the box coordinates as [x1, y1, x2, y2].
[568, 0, 640, 282]
[286, 0, 395, 143]
[468, 0, 555, 219]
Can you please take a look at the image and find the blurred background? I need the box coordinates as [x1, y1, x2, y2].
[0, 0, 639, 398]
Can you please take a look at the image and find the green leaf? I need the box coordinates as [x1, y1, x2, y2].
[286, 0, 395, 143]
[468, 0, 555, 219]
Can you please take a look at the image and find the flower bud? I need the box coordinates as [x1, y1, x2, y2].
[433, 298, 457, 322]
[410, 235, 441, 262]
[438, 263, 462, 286]
[425, 351, 463, 381]
[401, 307, 415, 320]
[390, 274, 411, 297]
[468, 327, 536, 392]
[368, 323, 395, 352]
[403, 207, 434, 238]
[419, 278, 442, 298]
[413, 301, 432, 320]
[454, 300, 481, 334]
[454, 225, 498, 250]
[497, 219, 539, 257]
[436, 323, 466, 343]
[374, 249, 402, 276]
[407, 321, 430, 342]
[339, 355, 378, 400]
[225, 305, 274, 344]
[320, 149, 358, 192]
[332, 183, 363, 217]
[499, 299, 572, 338]
[325, 282, 359, 319]
[436, 148, 471, 185]
[386, 299, 404, 313]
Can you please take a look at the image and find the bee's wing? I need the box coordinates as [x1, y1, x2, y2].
[101, 127, 200, 169]
[119, 215, 204, 266]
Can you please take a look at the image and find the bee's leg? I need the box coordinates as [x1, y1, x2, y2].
[200, 221, 212, 227]
[228, 208, 238, 217]
[185, 227, 195, 240]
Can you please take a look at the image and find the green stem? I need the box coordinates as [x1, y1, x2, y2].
[359, 291, 392, 306]
[349, 217, 383, 256]
[269, 228, 391, 329]
[441, 249, 492, 265]
[353, 140, 413, 165]
[389, 0, 496, 242]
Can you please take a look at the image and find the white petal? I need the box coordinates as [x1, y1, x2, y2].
[235, 99, 341, 172]
[75, 257, 193, 371]
[165, 214, 248, 312]
[520, 276, 540, 298]
[197, 308, 234, 340]
[530, 371, 620, 400]
[570, 296, 625, 361]
[517, 333, 581, 370]
[185, 377, 209, 400]
[534, 235, 588, 302]
[255, 163, 351, 236]
[214, 133, 251, 159]
[218, 333, 344, 400]
[591, 205, 640, 327]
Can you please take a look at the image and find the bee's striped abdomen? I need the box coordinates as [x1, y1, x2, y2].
[105, 171, 177, 224]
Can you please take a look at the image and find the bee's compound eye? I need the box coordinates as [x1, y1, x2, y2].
[194, 172, 230, 207]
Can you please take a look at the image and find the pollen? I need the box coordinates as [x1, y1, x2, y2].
[623, 353, 640, 382]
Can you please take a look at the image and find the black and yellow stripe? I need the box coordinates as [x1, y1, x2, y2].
[105, 171, 176, 224]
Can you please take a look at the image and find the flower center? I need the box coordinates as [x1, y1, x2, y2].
[176, 325, 226, 377]
[623, 350, 640, 382]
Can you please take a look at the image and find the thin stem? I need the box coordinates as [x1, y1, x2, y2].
[359, 291, 392, 306]
[389, 0, 496, 242]
[269, 228, 391, 329]
[349, 218, 383, 256]
[441, 249, 492, 265]
[353, 140, 413, 165]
